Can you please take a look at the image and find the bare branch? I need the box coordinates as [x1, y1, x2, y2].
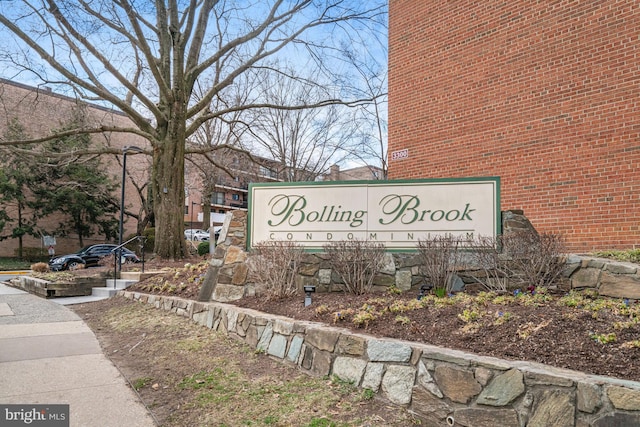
[0, 125, 153, 147]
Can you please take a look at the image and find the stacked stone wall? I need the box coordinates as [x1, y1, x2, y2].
[565, 256, 640, 300]
[120, 290, 640, 426]
[204, 210, 640, 302]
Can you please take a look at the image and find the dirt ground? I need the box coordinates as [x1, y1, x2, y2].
[232, 290, 640, 381]
[67, 260, 640, 425]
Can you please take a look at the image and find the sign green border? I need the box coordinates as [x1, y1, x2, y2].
[248, 176, 501, 252]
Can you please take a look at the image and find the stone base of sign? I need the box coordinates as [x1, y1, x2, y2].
[198, 210, 640, 302]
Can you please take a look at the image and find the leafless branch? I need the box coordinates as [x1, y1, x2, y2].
[249, 240, 304, 300]
[324, 239, 386, 295]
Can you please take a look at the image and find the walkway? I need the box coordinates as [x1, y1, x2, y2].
[0, 282, 156, 427]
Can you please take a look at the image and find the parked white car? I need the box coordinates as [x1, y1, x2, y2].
[184, 229, 210, 241]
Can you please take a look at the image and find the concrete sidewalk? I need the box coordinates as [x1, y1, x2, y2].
[0, 282, 156, 427]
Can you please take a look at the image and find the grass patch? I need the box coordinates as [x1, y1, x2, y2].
[0, 257, 35, 271]
[591, 249, 640, 264]
[132, 377, 153, 391]
[73, 295, 424, 427]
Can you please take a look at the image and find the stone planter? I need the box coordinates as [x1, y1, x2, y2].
[13, 276, 106, 298]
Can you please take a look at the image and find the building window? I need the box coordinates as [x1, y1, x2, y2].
[185, 205, 189, 214]
[232, 194, 240, 201]
[259, 166, 277, 179]
[211, 192, 225, 205]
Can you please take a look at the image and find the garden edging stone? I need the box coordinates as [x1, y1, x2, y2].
[121, 290, 640, 426]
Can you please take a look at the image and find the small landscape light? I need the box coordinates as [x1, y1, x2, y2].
[304, 285, 316, 307]
[418, 282, 432, 300]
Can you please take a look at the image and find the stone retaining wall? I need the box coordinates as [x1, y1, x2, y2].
[565, 255, 640, 300]
[120, 290, 640, 426]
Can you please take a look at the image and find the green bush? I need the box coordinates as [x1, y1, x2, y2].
[197, 241, 209, 256]
[14, 247, 47, 262]
[142, 228, 155, 252]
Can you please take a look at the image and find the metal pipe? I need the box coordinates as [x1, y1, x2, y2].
[117, 149, 127, 276]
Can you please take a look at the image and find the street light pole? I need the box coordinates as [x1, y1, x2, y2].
[118, 146, 144, 277]
[190, 201, 196, 231]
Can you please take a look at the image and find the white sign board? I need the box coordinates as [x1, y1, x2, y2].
[42, 236, 56, 246]
[391, 149, 409, 161]
[249, 178, 500, 250]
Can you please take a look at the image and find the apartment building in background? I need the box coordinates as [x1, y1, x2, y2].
[184, 150, 284, 229]
[0, 79, 149, 257]
[321, 164, 384, 182]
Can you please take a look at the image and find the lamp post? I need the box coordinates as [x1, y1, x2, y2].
[190, 201, 197, 232]
[118, 145, 144, 276]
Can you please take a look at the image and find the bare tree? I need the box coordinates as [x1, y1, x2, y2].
[0, 0, 387, 258]
[185, 75, 255, 228]
[339, 32, 388, 178]
[241, 65, 359, 181]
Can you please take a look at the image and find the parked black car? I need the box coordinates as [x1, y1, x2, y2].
[49, 244, 140, 271]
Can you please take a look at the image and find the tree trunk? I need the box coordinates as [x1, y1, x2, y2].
[202, 185, 214, 232]
[17, 203, 23, 260]
[152, 135, 187, 259]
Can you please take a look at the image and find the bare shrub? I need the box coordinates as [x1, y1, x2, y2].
[30, 262, 50, 273]
[467, 235, 508, 292]
[249, 240, 304, 300]
[323, 239, 386, 295]
[500, 229, 567, 289]
[98, 254, 115, 267]
[416, 235, 464, 294]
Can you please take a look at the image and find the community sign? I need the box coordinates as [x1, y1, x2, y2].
[248, 177, 500, 251]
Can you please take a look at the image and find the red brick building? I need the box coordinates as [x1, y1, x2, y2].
[388, 1, 640, 251]
[0, 79, 149, 256]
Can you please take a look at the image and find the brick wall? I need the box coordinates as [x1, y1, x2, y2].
[0, 79, 149, 256]
[388, 1, 640, 251]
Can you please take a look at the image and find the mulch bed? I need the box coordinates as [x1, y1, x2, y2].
[231, 291, 640, 382]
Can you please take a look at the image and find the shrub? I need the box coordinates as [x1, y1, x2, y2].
[500, 229, 567, 289]
[416, 234, 464, 294]
[468, 235, 509, 292]
[15, 247, 46, 262]
[125, 228, 155, 253]
[98, 253, 116, 268]
[30, 262, 50, 273]
[197, 241, 209, 256]
[467, 230, 567, 291]
[249, 240, 303, 300]
[323, 239, 386, 295]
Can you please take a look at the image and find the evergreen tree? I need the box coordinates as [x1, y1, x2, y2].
[32, 108, 120, 247]
[0, 119, 39, 259]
